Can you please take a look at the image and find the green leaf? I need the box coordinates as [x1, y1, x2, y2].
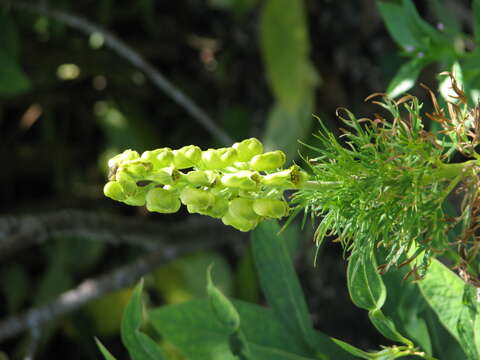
[259, 0, 319, 112]
[121, 281, 167, 360]
[150, 299, 349, 360]
[95, 338, 118, 360]
[0, 51, 31, 96]
[263, 94, 314, 162]
[417, 258, 479, 359]
[251, 221, 349, 358]
[377, 0, 444, 52]
[251, 220, 314, 348]
[386, 58, 428, 98]
[1, 264, 29, 313]
[347, 250, 386, 311]
[368, 309, 413, 346]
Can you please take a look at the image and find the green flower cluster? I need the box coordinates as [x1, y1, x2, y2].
[104, 138, 309, 231]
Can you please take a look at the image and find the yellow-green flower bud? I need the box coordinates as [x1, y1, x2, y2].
[250, 150, 286, 172]
[146, 167, 179, 185]
[228, 198, 259, 221]
[123, 159, 152, 179]
[221, 211, 258, 232]
[108, 149, 140, 168]
[232, 138, 264, 162]
[146, 187, 181, 213]
[185, 170, 217, 186]
[261, 165, 309, 187]
[201, 148, 238, 169]
[116, 170, 138, 197]
[173, 145, 202, 169]
[141, 148, 174, 169]
[104, 181, 127, 201]
[124, 188, 148, 206]
[180, 188, 215, 210]
[221, 171, 260, 190]
[253, 199, 289, 218]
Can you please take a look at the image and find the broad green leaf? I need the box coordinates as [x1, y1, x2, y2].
[428, 0, 461, 35]
[251, 220, 314, 349]
[251, 221, 349, 358]
[368, 309, 413, 346]
[417, 258, 479, 359]
[263, 94, 314, 162]
[377, 0, 444, 52]
[260, 0, 318, 112]
[121, 281, 167, 360]
[235, 245, 260, 303]
[95, 338, 118, 360]
[150, 299, 350, 360]
[0, 51, 30, 96]
[386, 58, 428, 98]
[1, 264, 29, 313]
[377, 0, 425, 50]
[347, 250, 386, 311]
[330, 338, 371, 359]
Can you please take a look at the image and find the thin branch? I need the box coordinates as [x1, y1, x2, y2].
[0, 233, 237, 342]
[23, 326, 41, 360]
[0, 209, 239, 259]
[1, 0, 232, 146]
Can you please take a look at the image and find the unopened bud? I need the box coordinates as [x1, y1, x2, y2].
[202, 148, 238, 169]
[221, 171, 260, 190]
[253, 199, 289, 218]
[124, 188, 148, 206]
[108, 149, 139, 169]
[146, 167, 179, 185]
[146, 187, 181, 213]
[261, 165, 309, 187]
[116, 170, 138, 197]
[221, 211, 258, 232]
[232, 138, 263, 162]
[250, 150, 286, 171]
[180, 188, 215, 210]
[228, 198, 259, 221]
[185, 170, 217, 186]
[104, 181, 127, 201]
[123, 159, 152, 178]
[173, 145, 202, 169]
[141, 148, 174, 169]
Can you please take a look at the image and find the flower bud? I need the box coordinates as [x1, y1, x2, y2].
[123, 159, 152, 179]
[146, 187, 181, 213]
[202, 148, 238, 169]
[221, 211, 258, 232]
[232, 138, 264, 162]
[185, 170, 217, 186]
[141, 148, 174, 169]
[228, 198, 259, 221]
[261, 165, 309, 187]
[221, 171, 260, 190]
[250, 150, 286, 171]
[108, 149, 139, 169]
[116, 170, 138, 197]
[124, 188, 148, 206]
[104, 181, 127, 201]
[253, 199, 289, 218]
[180, 188, 215, 210]
[146, 167, 179, 185]
[173, 145, 202, 169]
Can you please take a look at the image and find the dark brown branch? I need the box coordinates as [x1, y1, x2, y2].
[0, 232, 239, 342]
[0, 209, 236, 259]
[1, 0, 232, 146]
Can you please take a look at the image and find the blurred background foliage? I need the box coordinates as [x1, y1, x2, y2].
[0, 0, 476, 359]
